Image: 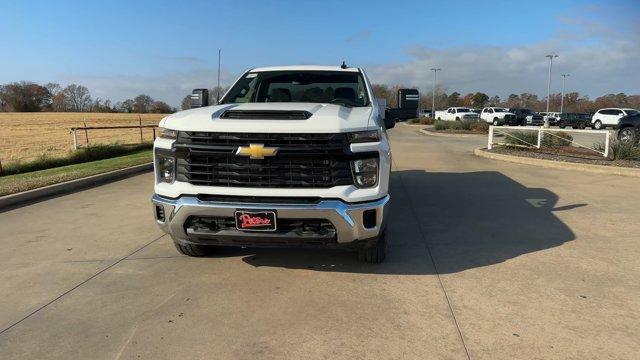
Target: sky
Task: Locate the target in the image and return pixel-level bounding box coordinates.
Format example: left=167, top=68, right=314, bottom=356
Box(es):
left=1, top=0, right=638, bottom=107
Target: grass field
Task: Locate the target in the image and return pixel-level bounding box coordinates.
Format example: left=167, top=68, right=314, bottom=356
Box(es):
left=0, top=149, right=152, bottom=196
left=0, top=112, right=166, bottom=164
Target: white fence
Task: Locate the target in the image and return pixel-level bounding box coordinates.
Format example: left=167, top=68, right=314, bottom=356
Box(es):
left=487, top=126, right=612, bottom=158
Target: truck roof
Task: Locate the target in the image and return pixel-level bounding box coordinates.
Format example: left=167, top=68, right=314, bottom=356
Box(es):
left=250, top=65, right=361, bottom=73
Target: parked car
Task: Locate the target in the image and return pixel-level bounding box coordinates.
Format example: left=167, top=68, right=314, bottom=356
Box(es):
left=617, top=114, right=640, bottom=144
left=152, top=65, right=393, bottom=263
left=557, top=113, right=591, bottom=129
left=508, top=108, right=543, bottom=126
left=591, top=108, right=639, bottom=130
left=435, top=107, right=480, bottom=121
left=480, top=107, right=518, bottom=125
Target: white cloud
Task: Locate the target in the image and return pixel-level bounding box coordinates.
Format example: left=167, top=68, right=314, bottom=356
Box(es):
left=365, top=13, right=640, bottom=99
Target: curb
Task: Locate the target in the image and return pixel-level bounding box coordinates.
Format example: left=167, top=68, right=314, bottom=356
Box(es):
left=0, top=162, right=153, bottom=210
left=419, top=128, right=484, bottom=138
left=474, top=148, right=640, bottom=178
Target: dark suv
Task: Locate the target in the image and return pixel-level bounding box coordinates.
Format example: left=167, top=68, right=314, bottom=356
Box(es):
left=618, top=114, right=640, bottom=144
left=557, top=113, right=591, bottom=129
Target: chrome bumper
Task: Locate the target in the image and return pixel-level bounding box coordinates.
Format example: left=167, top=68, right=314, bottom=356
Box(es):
left=151, top=194, right=389, bottom=244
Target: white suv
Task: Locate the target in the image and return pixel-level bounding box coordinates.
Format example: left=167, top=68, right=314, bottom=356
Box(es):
left=591, top=108, right=639, bottom=130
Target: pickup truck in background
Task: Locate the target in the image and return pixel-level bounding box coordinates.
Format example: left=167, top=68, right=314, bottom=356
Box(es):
left=480, top=107, right=518, bottom=125
left=152, top=65, right=393, bottom=263
left=435, top=107, right=480, bottom=121
left=508, top=108, right=544, bottom=126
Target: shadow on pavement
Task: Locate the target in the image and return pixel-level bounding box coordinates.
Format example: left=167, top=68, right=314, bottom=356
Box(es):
left=234, top=170, right=578, bottom=274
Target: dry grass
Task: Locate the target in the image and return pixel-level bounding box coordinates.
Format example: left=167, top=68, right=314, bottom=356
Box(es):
left=0, top=112, right=166, bottom=163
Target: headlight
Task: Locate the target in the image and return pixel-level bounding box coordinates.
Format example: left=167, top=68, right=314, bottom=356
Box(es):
left=348, top=130, right=380, bottom=143
left=156, top=153, right=175, bottom=183
left=351, top=158, right=378, bottom=188
left=158, top=127, right=178, bottom=140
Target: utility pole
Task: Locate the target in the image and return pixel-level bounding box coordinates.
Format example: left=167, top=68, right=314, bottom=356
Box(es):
left=560, top=74, right=570, bottom=114
left=217, top=49, right=221, bottom=104
left=430, top=68, right=441, bottom=118
left=545, top=54, right=558, bottom=128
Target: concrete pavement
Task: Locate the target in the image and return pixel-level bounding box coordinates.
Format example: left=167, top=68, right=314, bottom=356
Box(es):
left=0, top=124, right=638, bottom=359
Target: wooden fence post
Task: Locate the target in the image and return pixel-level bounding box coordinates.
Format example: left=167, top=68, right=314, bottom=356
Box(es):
left=139, top=116, right=143, bottom=143
left=72, top=129, right=78, bottom=150
left=83, top=121, right=89, bottom=145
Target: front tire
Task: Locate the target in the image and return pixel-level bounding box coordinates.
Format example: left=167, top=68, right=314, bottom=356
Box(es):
left=618, top=127, right=638, bottom=144
left=493, top=118, right=499, bottom=126
left=358, top=228, right=387, bottom=264
left=174, top=241, right=211, bottom=257
left=593, top=120, right=603, bottom=130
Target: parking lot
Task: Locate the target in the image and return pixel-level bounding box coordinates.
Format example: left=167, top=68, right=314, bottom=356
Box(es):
left=1, top=124, right=638, bottom=359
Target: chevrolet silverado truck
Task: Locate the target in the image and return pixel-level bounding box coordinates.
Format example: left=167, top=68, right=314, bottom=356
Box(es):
left=435, top=107, right=480, bottom=121
left=152, top=65, right=394, bottom=263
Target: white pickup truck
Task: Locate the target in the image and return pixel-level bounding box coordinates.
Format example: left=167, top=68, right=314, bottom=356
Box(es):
left=435, top=107, right=480, bottom=121
left=152, top=65, right=393, bottom=263
left=480, top=107, right=518, bottom=126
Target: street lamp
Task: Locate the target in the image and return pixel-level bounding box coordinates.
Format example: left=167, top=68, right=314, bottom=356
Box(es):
left=430, top=68, right=441, bottom=118
left=545, top=54, right=558, bottom=127
left=560, top=74, right=570, bottom=114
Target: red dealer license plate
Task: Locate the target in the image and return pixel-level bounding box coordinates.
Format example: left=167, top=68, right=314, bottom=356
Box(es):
left=235, top=210, right=277, bottom=232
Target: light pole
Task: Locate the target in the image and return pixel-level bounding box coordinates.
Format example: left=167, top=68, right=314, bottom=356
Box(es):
left=216, top=49, right=222, bottom=103
left=545, top=54, right=558, bottom=127
left=560, top=74, right=569, bottom=113
left=430, top=68, right=441, bottom=118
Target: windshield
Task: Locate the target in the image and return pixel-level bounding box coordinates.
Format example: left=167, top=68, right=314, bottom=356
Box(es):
left=494, top=108, right=507, bottom=112
left=221, top=70, right=370, bottom=107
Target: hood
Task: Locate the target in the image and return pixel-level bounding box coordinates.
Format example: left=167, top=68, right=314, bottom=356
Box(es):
left=160, top=102, right=374, bottom=133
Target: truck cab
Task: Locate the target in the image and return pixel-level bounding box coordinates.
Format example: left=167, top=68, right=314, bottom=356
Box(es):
left=151, top=65, right=393, bottom=263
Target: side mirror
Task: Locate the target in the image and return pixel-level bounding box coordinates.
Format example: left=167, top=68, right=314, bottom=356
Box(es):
left=384, top=116, right=396, bottom=129
left=190, top=88, right=209, bottom=108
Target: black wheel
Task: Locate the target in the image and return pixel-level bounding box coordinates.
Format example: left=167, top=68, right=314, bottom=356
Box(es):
left=593, top=120, right=603, bottom=130
left=618, top=127, right=637, bottom=144
left=455, top=117, right=460, bottom=121
left=559, top=122, right=566, bottom=129
left=493, top=118, right=499, bottom=126
left=578, top=122, right=586, bottom=129
left=358, top=228, right=387, bottom=264
left=174, top=241, right=211, bottom=257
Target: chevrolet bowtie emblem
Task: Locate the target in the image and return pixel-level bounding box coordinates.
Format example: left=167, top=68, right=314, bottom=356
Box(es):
left=235, top=144, right=278, bottom=159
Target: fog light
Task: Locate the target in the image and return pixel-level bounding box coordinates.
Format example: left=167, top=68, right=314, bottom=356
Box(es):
left=156, top=154, right=175, bottom=183
left=351, top=158, right=378, bottom=188
left=155, top=204, right=166, bottom=222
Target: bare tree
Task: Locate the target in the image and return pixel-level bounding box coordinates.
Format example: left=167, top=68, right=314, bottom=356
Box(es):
left=63, top=84, right=92, bottom=112
left=181, top=95, right=191, bottom=110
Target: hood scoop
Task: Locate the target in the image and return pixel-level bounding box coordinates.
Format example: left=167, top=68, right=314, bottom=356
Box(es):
left=220, top=110, right=312, bottom=120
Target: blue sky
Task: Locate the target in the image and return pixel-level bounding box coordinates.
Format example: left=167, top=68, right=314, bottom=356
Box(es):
left=1, top=0, right=638, bottom=106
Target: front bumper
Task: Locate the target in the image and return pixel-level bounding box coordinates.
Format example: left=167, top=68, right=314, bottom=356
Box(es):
left=151, top=194, right=389, bottom=248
